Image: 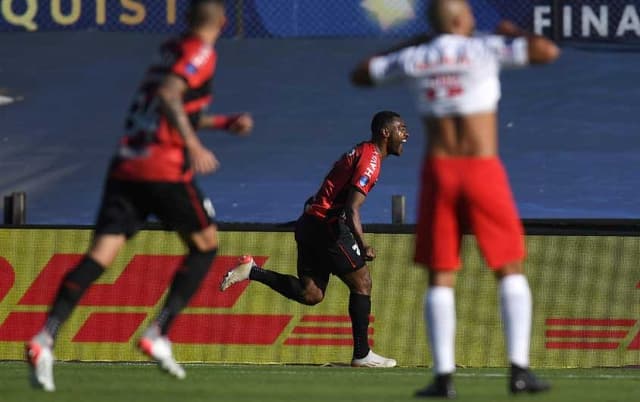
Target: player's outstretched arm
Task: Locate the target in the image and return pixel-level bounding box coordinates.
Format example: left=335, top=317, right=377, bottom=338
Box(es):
left=351, top=34, right=432, bottom=87
left=345, top=188, right=376, bottom=261
left=496, top=20, right=560, bottom=64
left=157, top=74, right=219, bottom=174
left=198, top=113, right=254, bottom=136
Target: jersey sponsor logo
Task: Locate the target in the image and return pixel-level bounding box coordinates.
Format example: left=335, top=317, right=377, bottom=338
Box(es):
left=189, top=46, right=212, bottom=69
left=360, top=151, right=379, bottom=188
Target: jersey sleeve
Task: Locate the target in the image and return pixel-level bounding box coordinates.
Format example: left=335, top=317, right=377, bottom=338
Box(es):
left=171, top=44, right=216, bottom=88
left=368, top=47, right=416, bottom=85
left=350, top=147, right=381, bottom=195
left=484, top=35, right=529, bottom=68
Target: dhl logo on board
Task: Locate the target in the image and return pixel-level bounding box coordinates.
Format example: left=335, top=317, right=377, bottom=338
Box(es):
left=0, top=254, right=374, bottom=347
left=2, top=228, right=640, bottom=367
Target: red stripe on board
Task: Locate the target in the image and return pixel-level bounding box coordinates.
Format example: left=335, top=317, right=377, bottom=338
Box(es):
left=0, top=312, right=46, bottom=341
left=292, top=326, right=373, bottom=335
left=546, top=318, right=636, bottom=327
left=546, top=342, right=620, bottom=350
left=73, top=313, right=147, bottom=342
left=546, top=330, right=628, bottom=339
left=301, top=315, right=375, bottom=323
left=0, top=257, right=15, bottom=305
left=19, top=255, right=264, bottom=309
left=169, top=314, right=291, bottom=345
left=284, top=338, right=374, bottom=346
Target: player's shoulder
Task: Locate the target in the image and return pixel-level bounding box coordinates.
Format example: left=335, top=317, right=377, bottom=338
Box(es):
left=174, top=35, right=216, bottom=64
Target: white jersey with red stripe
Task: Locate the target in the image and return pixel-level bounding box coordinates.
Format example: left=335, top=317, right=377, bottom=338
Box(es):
left=368, top=34, right=529, bottom=117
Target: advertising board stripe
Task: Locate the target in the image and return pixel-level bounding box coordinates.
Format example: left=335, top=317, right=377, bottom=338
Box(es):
left=546, top=342, right=620, bottom=350
left=0, top=312, right=46, bottom=341
left=73, top=313, right=148, bottom=342
left=169, top=314, right=292, bottom=345
left=545, top=330, right=629, bottom=339
left=546, top=318, right=636, bottom=327
left=292, top=327, right=374, bottom=335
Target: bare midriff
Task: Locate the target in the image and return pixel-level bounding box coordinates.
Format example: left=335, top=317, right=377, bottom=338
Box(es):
left=424, top=112, right=498, bottom=158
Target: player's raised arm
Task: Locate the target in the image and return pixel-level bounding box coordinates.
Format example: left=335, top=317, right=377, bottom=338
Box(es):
left=157, top=74, right=219, bottom=174
left=351, top=35, right=432, bottom=87
left=198, top=112, right=254, bottom=136
left=345, top=188, right=375, bottom=261
left=496, top=20, right=560, bottom=65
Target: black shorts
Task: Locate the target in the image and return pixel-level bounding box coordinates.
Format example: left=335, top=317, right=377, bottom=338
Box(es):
left=294, top=213, right=366, bottom=290
left=95, top=179, right=215, bottom=238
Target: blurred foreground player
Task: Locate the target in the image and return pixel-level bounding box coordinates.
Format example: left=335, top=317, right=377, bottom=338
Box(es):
left=221, top=111, right=408, bottom=367
left=26, top=0, right=253, bottom=391
left=352, top=0, right=559, bottom=397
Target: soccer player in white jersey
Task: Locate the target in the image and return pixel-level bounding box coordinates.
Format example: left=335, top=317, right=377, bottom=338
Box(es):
left=351, top=0, right=559, bottom=398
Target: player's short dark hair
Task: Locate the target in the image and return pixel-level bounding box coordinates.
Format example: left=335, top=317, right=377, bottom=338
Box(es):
left=371, top=111, right=401, bottom=137
left=188, top=0, right=224, bottom=28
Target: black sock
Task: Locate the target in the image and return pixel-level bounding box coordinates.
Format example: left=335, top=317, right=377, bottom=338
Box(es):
left=349, top=293, right=371, bottom=359
left=156, top=248, right=217, bottom=335
left=249, top=266, right=307, bottom=304
left=46, top=256, right=105, bottom=339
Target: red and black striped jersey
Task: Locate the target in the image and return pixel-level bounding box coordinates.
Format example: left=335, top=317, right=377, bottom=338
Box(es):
left=110, top=34, right=216, bottom=182
left=305, top=142, right=382, bottom=219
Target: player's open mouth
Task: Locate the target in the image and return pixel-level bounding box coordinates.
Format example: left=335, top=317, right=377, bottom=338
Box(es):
left=401, top=139, right=407, bottom=143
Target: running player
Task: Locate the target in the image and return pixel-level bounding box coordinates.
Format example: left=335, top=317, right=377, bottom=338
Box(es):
left=26, top=0, right=253, bottom=391
left=220, top=111, right=408, bottom=367
left=351, top=0, right=559, bottom=397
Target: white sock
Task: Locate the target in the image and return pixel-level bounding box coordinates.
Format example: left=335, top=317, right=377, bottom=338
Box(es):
left=499, top=274, right=532, bottom=368
left=424, top=286, right=456, bottom=374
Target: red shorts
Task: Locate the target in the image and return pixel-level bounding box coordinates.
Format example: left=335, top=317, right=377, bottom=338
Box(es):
left=414, top=157, right=525, bottom=271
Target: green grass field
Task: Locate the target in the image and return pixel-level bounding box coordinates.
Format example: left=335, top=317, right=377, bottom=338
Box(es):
left=1, top=362, right=639, bottom=402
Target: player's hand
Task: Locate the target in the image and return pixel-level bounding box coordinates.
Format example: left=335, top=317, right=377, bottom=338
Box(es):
left=496, top=20, right=524, bottom=37
left=364, top=246, right=376, bottom=261
left=189, top=143, right=219, bottom=174
left=229, top=113, right=254, bottom=136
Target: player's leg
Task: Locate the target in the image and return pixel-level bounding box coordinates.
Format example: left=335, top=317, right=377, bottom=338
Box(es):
left=27, top=179, right=141, bottom=391
left=138, top=181, right=218, bottom=379
left=414, top=158, right=459, bottom=398
left=221, top=214, right=329, bottom=305
left=323, top=218, right=394, bottom=367
left=465, top=158, right=549, bottom=394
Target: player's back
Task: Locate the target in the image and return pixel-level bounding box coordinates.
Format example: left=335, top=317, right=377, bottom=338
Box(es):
left=111, top=34, right=217, bottom=182
left=369, top=34, right=528, bottom=157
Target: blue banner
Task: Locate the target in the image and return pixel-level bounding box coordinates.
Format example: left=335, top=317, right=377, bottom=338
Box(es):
left=0, top=0, right=639, bottom=43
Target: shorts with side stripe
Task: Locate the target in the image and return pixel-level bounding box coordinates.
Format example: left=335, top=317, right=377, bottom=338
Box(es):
left=294, top=213, right=366, bottom=291
left=95, top=179, right=215, bottom=238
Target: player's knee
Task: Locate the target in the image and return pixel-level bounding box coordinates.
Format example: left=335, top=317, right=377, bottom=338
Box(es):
left=302, top=288, right=324, bottom=305
left=188, top=225, right=219, bottom=252
left=351, top=270, right=372, bottom=295
left=494, top=261, right=524, bottom=279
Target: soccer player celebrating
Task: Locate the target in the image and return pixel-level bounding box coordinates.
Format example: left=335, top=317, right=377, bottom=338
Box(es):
left=26, top=0, right=253, bottom=391
left=351, top=0, right=559, bottom=398
left=221, top=111, right=408, bottom=368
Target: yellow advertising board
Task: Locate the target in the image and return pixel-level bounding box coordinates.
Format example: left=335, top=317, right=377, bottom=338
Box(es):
left=0, top=228, right=639, bottom=367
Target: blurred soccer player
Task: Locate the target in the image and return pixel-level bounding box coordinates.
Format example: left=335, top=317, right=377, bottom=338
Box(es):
left=26, top=0, right=253, bottom=391
left=352, top=0, right=559, bottom=398
left=221, top=111, right=408, bottom=368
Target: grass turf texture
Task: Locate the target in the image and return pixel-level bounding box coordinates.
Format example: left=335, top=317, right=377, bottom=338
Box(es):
left=1, top=363, right=639, bottom=402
